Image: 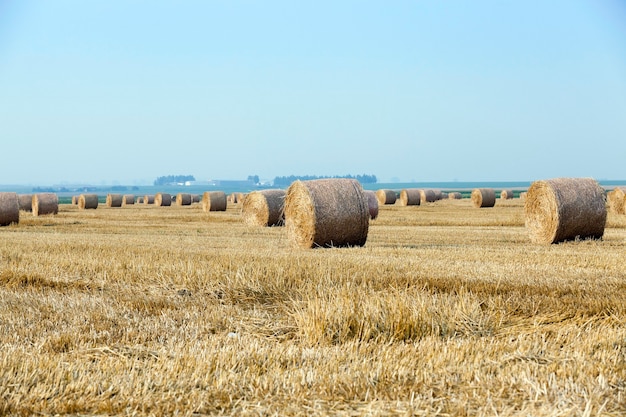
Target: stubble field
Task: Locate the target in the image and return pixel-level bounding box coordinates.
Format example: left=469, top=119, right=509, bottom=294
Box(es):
left=1, top=197, right=625, bottom=416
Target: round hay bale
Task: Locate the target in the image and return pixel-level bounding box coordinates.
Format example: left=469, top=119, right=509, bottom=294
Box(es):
left=32, top=193, right=58, bottom=216
left=419, top=189, right=437, bottom=203
left=136, top=196, right=144, bottom=204
left=284, top=178, right=369, bottom=248
left=122, top=194, right=135, bottom=206
left=375, top=189, right=396, bottom=205
left=71, top=195, right=79, bottom=205
left=154, top=193, right=172, bottom=207
left=500, top=189, right=514, bottom=199
left=18, top=194, right=33, bottom=212
left=363, top=190, right=379, bottom=220
left=143, top=195, right=155, bottom=205
left=448, top=192, right=462, bottom=200
left=519, top=191, right=528, bottom=201
left=202, top=191, right=227, bottom=212
left=471, top=188, right=496, bottom=208
left=399, top=189, right=421, bottom=206
left=176, top=193, right=192, bottom=206
left=607, top=187, right=626, bottom=215
left=241, top=189, right=286, bottom=227
left=106, top=194, right=123, bottom=208
left=78, top=194, right=98, bottom=210
left=524, top=177, right=607, bottom=244
left=433, top=190, right=444, bottom=200
left=0, top=192, right=19, bottom=226
left=192, top=194, right=201, bottom=203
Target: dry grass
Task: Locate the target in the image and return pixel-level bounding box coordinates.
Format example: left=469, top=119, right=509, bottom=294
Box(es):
left=0, top=198, right=625, bottom=415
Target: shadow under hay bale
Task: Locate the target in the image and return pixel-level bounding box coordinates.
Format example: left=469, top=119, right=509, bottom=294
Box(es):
left=284, top=178, right=369, bottom=249
left=32, top=193, right=58, bottom=216
left=399, top=189, right=421, bottom=206
left=154, top=193, right=172, bottom=207
left=0, top=192, right=19, bottom=226
left=524, top=177, right=607, bottom=244
left=363, top=190, right=379, bottom=220
left=202, top=191, right=227, bottom=212
left=471, top=188, right=496, bottom=208
left=106, top=194, right=123, bottom=208
left=78, top=194, right=98, bottom=210
left=241, top=189, right=286, bottom=227
left=18, top=194, right=32, bottom=212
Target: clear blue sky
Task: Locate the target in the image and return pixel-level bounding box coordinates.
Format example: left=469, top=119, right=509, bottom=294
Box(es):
left=1, top=1, right=625, bottom=185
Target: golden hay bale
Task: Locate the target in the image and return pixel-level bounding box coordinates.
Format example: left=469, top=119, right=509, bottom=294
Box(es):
left=500, top=189, right=514, bottom=199
left=176, top=193, right=192, bottom=206
left=137, top=196, right=144, bottom=204
left=18, top=194, right=32, bottom=212
left=143, top=195, right=155, bottom=205
left=32, top=193, right=58, bottom=216
left=448, top=192, right=462, bottom=200
left=284, top=178, right=369, bottom=248
left=122, top=194, right=135, bottom=206
left=399, top=189, right=421, bottom=206
left=363, top=190, right=379, bottom=220
left=202, top=191, right=227, bottom=212
left=154, top=193, right=172, bottom=207
left=78, top=194, right=98, bottom=210
left=419, top=189, right=437, bottom=203
left=0, top=192, right=19, bottom=226
left=106, top=194, right=123, bottom=208
left=241, top=189, right=286, bottom=227
left=524, top=177, right=607, bottom=244
left=71, top=195, right=79, bottom=205
left=375, top=189, right=396, bottom=205
left=607, top=187, right=626, bottom=215
left=471, top=188, right=496, bottom=208
left=519, top=191, right=528, bottom=201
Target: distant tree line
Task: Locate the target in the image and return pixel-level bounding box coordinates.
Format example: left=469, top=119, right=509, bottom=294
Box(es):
left=153, top=175, right=195, bottom=186
left=272, top=174, right=377, bottom=188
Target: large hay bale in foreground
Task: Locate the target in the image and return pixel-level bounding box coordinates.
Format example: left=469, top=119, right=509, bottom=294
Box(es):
left=202, top=191, right=227, bottom=212
left=399, top=189, right=421, bottom=206
left=0, top=192, right=19, bottom=226
left=143, top=195, right=155, bottom=205
left=78, top=194, right=98, bottom=210
left=375, top=189, right=396, bottom=205
left=176, top=193, right=192, bottom=206
left=18, top=194, right=32, bottom=212
left=607, top=187, right=626, bottom=215
left=524, top=177, right=606, bottom=244
left=284, top=178, right=369, bottom=248
left=106, top=194, right=123, bottom=208
left=32, top=193, right=58, bottom=216
left=471, top=188, right=496, bottom=208
left=241, top=189, right=286, bottom=227
left=363, top=190, right=379, bottom=220
left=154, top=193, right=172, bottom=207
left=122, top=195, right=135, bottom=206
left=448, top=192, right=462, bottom=200
left=500, top=190, right=514, bottom=199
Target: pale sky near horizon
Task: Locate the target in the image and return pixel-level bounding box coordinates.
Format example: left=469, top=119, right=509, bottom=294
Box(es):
left=1, top=1, right=626, bottom=185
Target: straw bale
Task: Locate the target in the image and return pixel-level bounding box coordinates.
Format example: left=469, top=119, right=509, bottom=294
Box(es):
left=471, top=188, right=496, bottom=208
left=241, top=189, right=286, bottom=227
left=284, top=178, right=369, bottom=248
left=433, top=190, right=444, bottom=200
left=375, top=189, right=396, bottom=205
left=78, top=194, right=98, bottom=210
left=0, top=192, right=19, bottom=226
left=500, top=190, right=514, bottom=199
left=143, top=195, right=155, bottom=205
left=18, top=194, right=32, bottom=212
left=192, top=194, right=201, bottom=203
left=202, top=191, right=227, bottom=212
left=363, top=190, right=379, bottom=220
left=524, top=177, right=606, bottom=244
left=32, top=193, right=58, bottom=216
left=176, top=193, right=192, bottom=206
left=137, top=196, right=144, bottom=204
left=122, top=195, right=135, bottom=206
left=448, top=192, right=462, bottom=200
left=154, top=193, right=172, bottom=207
left=106, top=194, right=123, bottom=208
left=419, top=189, right=437, bottom=203
left=71, top=195, right=79, bottom=205
left=607, top=187, right=626, bottom=215
left=520, top=191, right=528, bottom=201
left=399, top=189, right=421, bottom=206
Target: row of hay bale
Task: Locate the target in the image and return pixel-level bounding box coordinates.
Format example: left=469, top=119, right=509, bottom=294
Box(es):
left=71, top=191, right=228, bottom=212
left=0, top=192, right=59, bottom=225
left=375, top=188, right=520, bottom=208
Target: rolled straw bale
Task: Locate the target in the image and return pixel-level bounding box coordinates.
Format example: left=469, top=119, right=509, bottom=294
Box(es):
left=607, top=187, right=626, bottom=215
left=399, top=189, right=421, bottom=206
left=241, top=189, right=286, bottom=227
left=0, top=192, right=19, bottom=226
left=176, top=193, right=192, bottom=206
left=524, top=177, right=606, bottom=244
left=122, top=194, right=135, bottom=206
left=448, top=192, right=462, bottom=200
left=419, top=189, right=437, bottom=203
left=78, top=194, right=98, bottom=210
left=363, top=190, right=379, bottom=220
left=154, top=193, right=172, bottom=207
left=375, top=189, right=396, bottom=205
left=192, top=194, right=201, bottom=203
left=143, top=195, right=155, bottom=205
left=471, top=188, right=496, bottom=208
left=32, top=193, right=58, bottom=216
left=433, top=190, right=444, bottom=200
left=137, top=196, right=144, bottom=204
left=71, top=195, right=79, bottom=205
left=284, top=178, right=369, bottom=248
left=18, top=194, right=32, bottom=212
left=106, top=194, right=123, bottom=208
left=500, top=189, right=514, bottom=199
left=237, top=193, right=246, bottom=204
left=519, top=191, right=528, bottom=201
left=202, top=191, right=227, bottom=212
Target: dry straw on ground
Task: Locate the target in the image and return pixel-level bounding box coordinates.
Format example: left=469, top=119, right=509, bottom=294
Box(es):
left=284, top=178, right=369, bottom=248
left=122, top=195, right=135, bottom=206
left=399, top=189, right=421, bottom=206
left=375, top=189, right=396, bottom=205
left=500, top=190, right=514, bottom=199
left=32, top=193, right=58, bottom=216
left=78, top=194, right=98, bottom=210
left=17, top=194, right=32, bottom=212
left=241, top=189, right=286, bottom=227
left=524, top=177, right=607, bottom=244
left=363, top=190, right=379, bottom=220
left=607, top=187, right=626, bottom=215
left=448, top=192, right=462, bottom=200
left=154, top=193, right=172, bottom=207
left=106, top=194, right=123, bottom=208
left=143, top=195, right=155, bottom=205
left=202, top=191, right=227, bottom=212
left=176, top=193, right=192, bottom=206
left=0, top=192, right=19, bottom=226
left=471, top=188, right=496, bottom=208
left=419, top=189, right=437, bottom=203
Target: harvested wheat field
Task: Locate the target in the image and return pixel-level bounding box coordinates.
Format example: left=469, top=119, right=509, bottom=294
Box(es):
left=0, top=198, right=625, bottom=416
